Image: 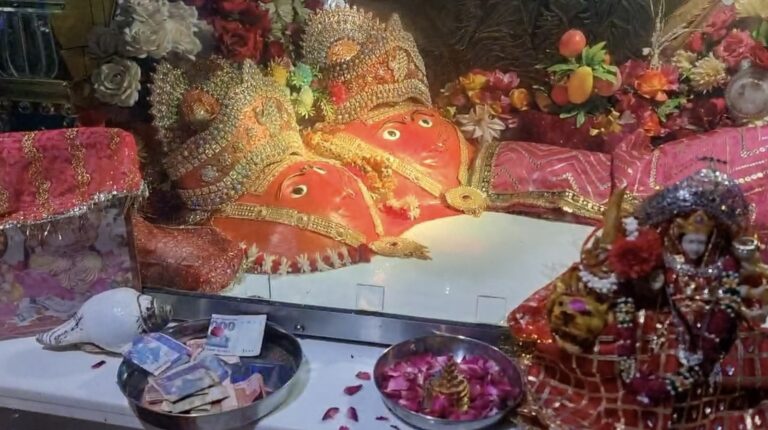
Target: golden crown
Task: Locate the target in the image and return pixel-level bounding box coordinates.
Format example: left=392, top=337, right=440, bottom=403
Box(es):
left=302, top=7, right=432, bottom=123
left=150, top=59, right=305, bottom=211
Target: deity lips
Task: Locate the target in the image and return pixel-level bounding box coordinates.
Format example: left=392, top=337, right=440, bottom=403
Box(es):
left=210, top=158, right=381, bottom=274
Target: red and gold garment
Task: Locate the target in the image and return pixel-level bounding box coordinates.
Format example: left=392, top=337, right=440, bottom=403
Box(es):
left=508, top=167, right=768, bottom=430
left=0, top=128, right=142, bottom=226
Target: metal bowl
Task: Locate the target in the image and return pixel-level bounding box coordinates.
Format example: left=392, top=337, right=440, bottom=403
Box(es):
left=117, top=319, right=303, bottom=430
left=373, top=334, right=524, bottom=430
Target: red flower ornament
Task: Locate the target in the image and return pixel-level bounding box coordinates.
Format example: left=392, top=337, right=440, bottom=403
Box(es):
left=328, top=81, right=348, bottom=105
left=714, top=30, right=756, bottom=69
left=751, top=44, right=768, bottom=69
left=608, top=228, right=663, bottom=279
left=703, top=5, right=736, bottom=41
left=214, top=19, right=264, bottom=62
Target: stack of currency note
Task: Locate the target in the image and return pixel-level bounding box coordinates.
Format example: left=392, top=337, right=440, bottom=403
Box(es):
left=124, top=315, right=280, bottom=415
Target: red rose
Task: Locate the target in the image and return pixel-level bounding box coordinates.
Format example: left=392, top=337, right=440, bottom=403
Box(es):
left=687, top=31, right=705, bottom=53
left=328, top=81, right=348, bottom=105
left=265, top=40, right=286, bottom=62
left=608, top=228, right=663, bottom=279
left=216, top=0, right=248, bottom=14
left=751, top=44, right=768, bottom=69
left=703, top=5, right=736, bottom=41
left=714, top=30, right=756, bottom=68
left=686, top=96, right=727, bottom=131
left=214, top=19, right=264, bottom=62
left=240, top=2, right=271, bottom=32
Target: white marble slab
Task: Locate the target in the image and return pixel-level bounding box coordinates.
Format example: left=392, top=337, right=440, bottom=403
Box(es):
left=0, top=336, right=520, bottom=429
left=227, top=213, right=593, bottom=324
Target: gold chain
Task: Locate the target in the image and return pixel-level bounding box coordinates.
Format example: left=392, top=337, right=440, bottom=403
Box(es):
left=218, top=202, right=368, bottom=248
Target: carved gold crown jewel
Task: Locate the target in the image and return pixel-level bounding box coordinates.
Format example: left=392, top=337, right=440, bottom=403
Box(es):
left=150, top=58, right=305, bottom=211
left=302, top=6, right=432, bottom=123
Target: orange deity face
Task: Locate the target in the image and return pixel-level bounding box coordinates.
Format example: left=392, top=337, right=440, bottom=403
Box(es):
left=342, top=105, right=471, bottom=187
left=313, top=105, right=475, bottom=236
left=211, top=158, right=381, bottom=274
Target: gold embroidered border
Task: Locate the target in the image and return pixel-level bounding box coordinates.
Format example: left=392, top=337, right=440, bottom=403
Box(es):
left=470, top=140, right=604, bottom=220
left=0, top=185, right=8, bottom=215
left=21, top=132, right=53, bottom=215
left=218, top=203, right=367, bottom=248
left=65, top=128, right=91, bottom=201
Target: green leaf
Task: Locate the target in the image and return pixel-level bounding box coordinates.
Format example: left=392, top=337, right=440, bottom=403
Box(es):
left=559, top=110, right=579, bottom=119
left=274, top=0, right=294, bottom=23
left=593, top=69, right=617, bottom=83
left=655, top=97, right=686, bottom=122
left=575, top=110, right=586, bottom=127
left=547, top=63, right=579, bottom=73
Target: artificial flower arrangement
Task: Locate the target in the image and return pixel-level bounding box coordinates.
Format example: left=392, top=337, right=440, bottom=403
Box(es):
left=79, top=0, right=322, bottom=114
left=435, top=70, right=527, bottom=145
left=437, top=0, right=768, bottom=147
left=267, top=59, right=335, bottom=125
left=86, top=0, right=208, bottom=108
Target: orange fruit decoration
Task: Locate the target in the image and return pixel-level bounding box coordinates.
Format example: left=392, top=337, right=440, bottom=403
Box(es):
left=558, top=29, right=587, bottom=58
left=550, top=84, right=570, bottom=106
left=567, top=66, right=594, bottom=104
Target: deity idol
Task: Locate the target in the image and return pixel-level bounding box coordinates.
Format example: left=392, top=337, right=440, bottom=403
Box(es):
left=302, top=7, right=487, bottom=237
left=145, top=58, right=429, bottom=280
left=508, top=167, right=768, bottom=429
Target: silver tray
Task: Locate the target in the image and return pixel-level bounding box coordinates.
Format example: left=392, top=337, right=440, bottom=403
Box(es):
left=117, top=319, right=303, bottom=430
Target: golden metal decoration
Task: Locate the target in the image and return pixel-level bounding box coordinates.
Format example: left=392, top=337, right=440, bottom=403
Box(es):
left=424, top=358, right=470, bottom=412
left=444, top=186, right=487, bottom=217
left=369, top=237, right=431, bottom=260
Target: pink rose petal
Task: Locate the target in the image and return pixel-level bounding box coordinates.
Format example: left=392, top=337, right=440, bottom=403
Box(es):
left=322, top=407, right=340, bottom=421
left=343, top=384, right=363, bottom=396
left=355, top=371, right=371, bottom=381
left=375, top=416, right=390, bottom=421
left=346, top=406, right=358, bottom=422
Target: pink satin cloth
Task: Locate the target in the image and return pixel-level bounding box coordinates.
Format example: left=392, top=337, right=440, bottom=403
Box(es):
left=0, top=128, right=143, bottom=227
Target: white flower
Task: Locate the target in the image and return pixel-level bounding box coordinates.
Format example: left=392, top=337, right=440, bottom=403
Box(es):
left=121, top=0, right=169, bottom=24
left=165, top=1, right=204, bottom=58
left=324, top=0, right=348, bottom=8
left=167, top=0, right=198, bottom=22
left=454, top=104, right=506, bottom=146
left=87, top=25, right=123, bottom=59
left=123, top=20, right=171, bottom=59
left=91, top=58, right=142, bottom=107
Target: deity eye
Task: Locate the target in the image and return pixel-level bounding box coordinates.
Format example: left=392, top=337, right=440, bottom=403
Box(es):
left=382, top=128, right=401, bottom=140
left=312, top=166, right=327, bottom=174
left=290, top=185, right=308, bottom=198
left=418, top=118, right=433, bottom=128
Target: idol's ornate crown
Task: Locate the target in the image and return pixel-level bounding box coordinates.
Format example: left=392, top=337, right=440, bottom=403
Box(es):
left=150, top=59, right=304, bottom=211
left=302, top=7, right=431, bottom=123
left=636, top=168, right=750, bottom=236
